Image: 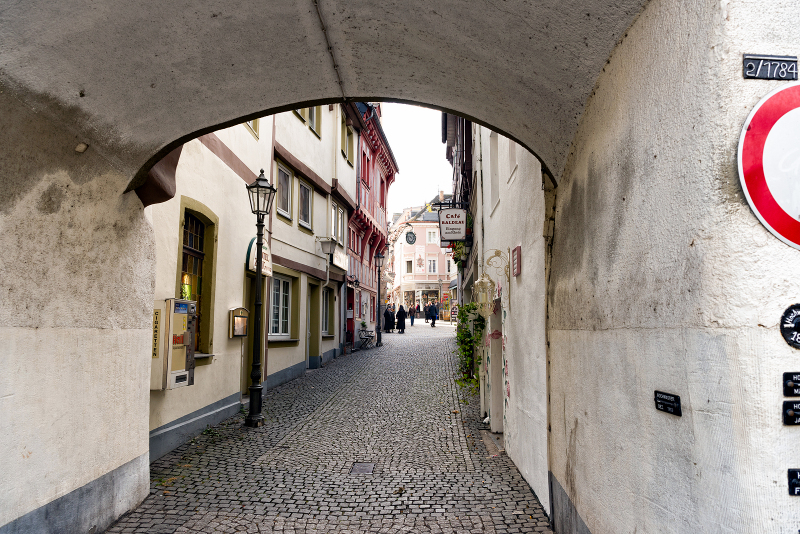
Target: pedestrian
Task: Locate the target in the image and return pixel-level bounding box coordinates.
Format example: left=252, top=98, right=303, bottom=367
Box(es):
left=396, top=305, right=407, bottom=333
left=383, top=306, right=393, bottom=333
left=424, top=302, right=430, bottom=323
left=430, top=300, right=437, bottom=327
left=389, top=306, right=396, bottom=332
left=409, top=304, right=416, bottom=326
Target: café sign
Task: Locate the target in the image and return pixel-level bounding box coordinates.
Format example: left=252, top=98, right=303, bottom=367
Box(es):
left=246, top=237, right=272, bottom=276
left=438, top=208, right=467, bottom=241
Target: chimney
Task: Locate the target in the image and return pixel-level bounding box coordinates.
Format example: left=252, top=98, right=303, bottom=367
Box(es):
left=439, top=190, right=444, bottom=202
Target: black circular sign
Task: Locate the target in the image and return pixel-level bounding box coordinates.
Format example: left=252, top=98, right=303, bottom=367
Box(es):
left=780, top=304, right=800, bottom=348
left=406, top=231, right=417, bottom=244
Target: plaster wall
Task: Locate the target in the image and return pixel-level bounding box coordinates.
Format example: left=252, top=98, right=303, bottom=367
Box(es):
left=146, top=122, right=270, bottom=431
left=0, top=91, right=152, bottom=527
left=548, top=0, right=800, bottom=531
left=474, top=127, right=550, bottom=512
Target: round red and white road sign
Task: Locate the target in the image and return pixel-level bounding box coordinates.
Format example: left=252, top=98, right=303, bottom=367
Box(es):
left=739, top=83, right=800, bottom=249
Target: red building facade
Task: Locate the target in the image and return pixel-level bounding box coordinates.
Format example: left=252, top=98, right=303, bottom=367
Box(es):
left=346, top=103, right=399, bottom=342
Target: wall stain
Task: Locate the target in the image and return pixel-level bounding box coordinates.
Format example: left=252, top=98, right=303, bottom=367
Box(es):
left=35, top=183, right=64, bottom=214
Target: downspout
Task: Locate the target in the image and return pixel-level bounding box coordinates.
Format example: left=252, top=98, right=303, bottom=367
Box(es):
left=264, top=114, right=276, bottom=390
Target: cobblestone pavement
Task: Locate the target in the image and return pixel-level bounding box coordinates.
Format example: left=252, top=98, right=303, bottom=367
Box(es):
left=107, top=324, right=552, bottom=533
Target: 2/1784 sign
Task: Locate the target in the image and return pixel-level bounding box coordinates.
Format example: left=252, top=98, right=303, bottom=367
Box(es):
left=739, top=83, right=800, bottom=249
left=438, top=208, right=467, bottom=241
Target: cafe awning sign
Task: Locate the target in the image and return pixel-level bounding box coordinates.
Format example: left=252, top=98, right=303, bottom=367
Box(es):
left=246, top=237, right=272, bottom=276
left=438, top=208, right=467, bottom=241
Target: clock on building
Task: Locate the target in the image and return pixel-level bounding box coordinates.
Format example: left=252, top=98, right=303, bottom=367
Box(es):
left=406, top=231, right=417, bottom=244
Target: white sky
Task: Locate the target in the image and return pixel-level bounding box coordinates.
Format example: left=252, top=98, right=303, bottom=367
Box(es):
left=380, top=103, right=454, bottom=217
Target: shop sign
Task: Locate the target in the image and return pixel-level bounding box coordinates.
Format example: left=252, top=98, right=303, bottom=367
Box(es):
left=438, top=208, right=467, bottom=241
left=333, top=248, right=348, bottom=270
left=738, top=83, right=800, bottom=249
left=246, top=237, right=272, bottom=276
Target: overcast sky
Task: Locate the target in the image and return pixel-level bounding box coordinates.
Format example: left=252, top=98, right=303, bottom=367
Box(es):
left=380, top=103, right=454, bottom=216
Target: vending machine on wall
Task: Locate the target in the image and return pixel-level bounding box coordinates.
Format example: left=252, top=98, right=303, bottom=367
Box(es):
left=151, top=299, right=197, bottom=390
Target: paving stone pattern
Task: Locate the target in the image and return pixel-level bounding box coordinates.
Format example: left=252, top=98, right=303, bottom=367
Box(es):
left=107, top=325, right=552, bottom=533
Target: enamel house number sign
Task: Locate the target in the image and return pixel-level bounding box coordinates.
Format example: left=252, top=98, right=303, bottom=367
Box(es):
left=739, top=83, right=800, bottom=249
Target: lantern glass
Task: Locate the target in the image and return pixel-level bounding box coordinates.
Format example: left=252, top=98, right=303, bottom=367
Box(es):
left=247, top=169, right=277, bottom=215
left=374, top=252, right=385, bottom=269
left=473, top=272, right=495, bottom=318
left=320, top=238, right=336, bottom=255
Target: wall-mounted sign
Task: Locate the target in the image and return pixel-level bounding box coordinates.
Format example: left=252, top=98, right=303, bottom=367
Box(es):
left=738, top=84, right=800, bottom=249
left=788, top=469, right=800, bottom=496
left=438, top=208, right=467, bottom=241
left=333, top=248, right=348, bottom=270
left=784, top=373, right=800, bottom=397
left=406, top=231, right=417, bottom=244
left=654, top=391, right=682, bottom=416
left=246, top=237, right=272, bottom=276
left=512, top=246, right=521, bottom=276
left=743, top=54, right=798, bottom=80
left=783, top=400, right=800, bottom=425
left=780, top=304, right=800, bottom=348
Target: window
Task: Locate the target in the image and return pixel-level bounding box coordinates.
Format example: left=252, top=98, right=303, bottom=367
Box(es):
left=331, top=201, right=338, bottom=241
left=427, top=230, right=438, bottom=243
left=299, top=181, right=312, bottom=229
left=447, top=259, right=451, bottom=274
left=322, top=288, right=331, bottom=334
left=406, top=260, right=413, bottom=273
left=271, top=276, right=291, bottom=337
left=371, top=296, right=375, bottom=322
left=277, top=165, right=291, bottom=218
left=244, top=119, right=259, bottom=139
left=341, top=116, right=354, bottom=163
left=428, top=259, right=437, bottom=273
left=308, top=106, right=318, bottom=134
left=181, top=213, right=205, bottom=352
left=338, top=208, right=345, bottom=244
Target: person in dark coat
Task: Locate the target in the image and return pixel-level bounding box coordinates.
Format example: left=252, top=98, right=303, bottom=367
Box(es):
left=408, top=304, right=416, bottom=326
left=383, top=306, right=393, bottom=333
left=424, top=302, right=430, bottom=323
left=396, top=305, right=407, bottom=333
left=430, top=301, right=437, bottom=327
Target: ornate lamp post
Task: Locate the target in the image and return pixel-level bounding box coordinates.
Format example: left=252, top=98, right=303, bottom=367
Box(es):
left=374, top=252, right=385, bottom=347
left=244, top=169, right=276, bottom=428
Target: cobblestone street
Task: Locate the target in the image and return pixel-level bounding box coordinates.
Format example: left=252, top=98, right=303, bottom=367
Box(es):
left=107, top=325, right=552, bottom=533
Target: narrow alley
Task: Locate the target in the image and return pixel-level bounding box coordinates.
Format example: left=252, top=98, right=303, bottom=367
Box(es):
left=107, top=326, right=551, bottom=533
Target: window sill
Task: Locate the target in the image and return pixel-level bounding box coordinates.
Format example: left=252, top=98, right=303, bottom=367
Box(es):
left=268, top=338, right=300, bottom=347
left=310, top=127, right=321, bottom=139
left=277, top=211, right=292, bottom=224
left=194, top=353, right=214, bottom=359
left=322, top=334, right=335, bottom=339
left=298, top=222, right=314, bottom=236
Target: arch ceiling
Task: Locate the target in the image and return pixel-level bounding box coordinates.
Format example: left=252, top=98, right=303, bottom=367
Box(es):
left=0, top=0, right=649, bottom=184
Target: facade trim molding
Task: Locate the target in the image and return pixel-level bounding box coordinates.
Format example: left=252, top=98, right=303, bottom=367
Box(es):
left=197, top=133, right=257, bottom=184
left=272, top=254, right=343, bottom=282
left=274, top=142, right=331, bottom=196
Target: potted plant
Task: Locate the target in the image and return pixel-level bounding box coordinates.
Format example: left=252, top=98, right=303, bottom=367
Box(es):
left=360, top=320, right=367, bottom=330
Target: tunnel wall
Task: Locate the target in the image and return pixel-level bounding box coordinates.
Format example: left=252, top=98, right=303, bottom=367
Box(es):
left=548, top=0, right=800, bottom=532
left=0, top=91, right=152, bottom=531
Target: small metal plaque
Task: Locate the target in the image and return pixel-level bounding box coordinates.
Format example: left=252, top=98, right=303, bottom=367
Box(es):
left=784, top=373, right=800, bottom=397
left=780, top=305, right=800, bottom=349
left=654, top=391, right=682, bottom=417
left=406, top=232, right=417, bottom=245
left=349, top=462, right=375, bottom=474
left=789, top=469, right=800, bottom=496
left=743, top=54, right=798, bottom=80
left=783, top=401, right=800, bottom=425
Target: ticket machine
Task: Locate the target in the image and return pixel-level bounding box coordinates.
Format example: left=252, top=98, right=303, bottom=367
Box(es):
left=151, top=298, right=197, bottom=390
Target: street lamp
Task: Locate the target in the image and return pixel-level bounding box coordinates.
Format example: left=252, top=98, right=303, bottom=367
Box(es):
left=374, top=252, right=385, bottom=347
left=244, top=169, right=277, bottom=428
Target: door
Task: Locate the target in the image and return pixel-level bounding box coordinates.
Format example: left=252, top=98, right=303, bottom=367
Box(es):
left=306, top=294, right=311, bottom=368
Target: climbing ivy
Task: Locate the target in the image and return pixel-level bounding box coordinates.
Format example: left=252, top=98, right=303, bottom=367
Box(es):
left=455, top=302, right=485, bottom=381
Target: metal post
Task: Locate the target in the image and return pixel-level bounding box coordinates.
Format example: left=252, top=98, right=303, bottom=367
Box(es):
left=245, top=213, right=265, bottom=427
left=376, top=262, right=383, bottom=347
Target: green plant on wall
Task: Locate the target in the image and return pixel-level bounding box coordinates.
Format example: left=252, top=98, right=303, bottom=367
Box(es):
left=455, top=302, right=485, bottom=382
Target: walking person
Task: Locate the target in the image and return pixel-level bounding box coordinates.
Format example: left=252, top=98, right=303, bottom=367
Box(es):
left=430, top=300, right=437, bottom=327
left=424, top=302, right=430, bottom=323
left=383, top=305, right=393, bottom=333
left=409, top=304, right=416, bottom=326
left=396, top=305, right=407, bottom=334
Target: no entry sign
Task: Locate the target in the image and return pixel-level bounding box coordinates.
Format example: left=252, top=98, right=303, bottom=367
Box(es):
left=739, top=83, right=800, bottom=249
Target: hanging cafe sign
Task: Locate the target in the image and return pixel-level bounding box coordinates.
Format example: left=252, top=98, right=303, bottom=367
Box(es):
left=438, top=208, right=468, bottom=241
left=246, top=237, right=272, bottom=276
